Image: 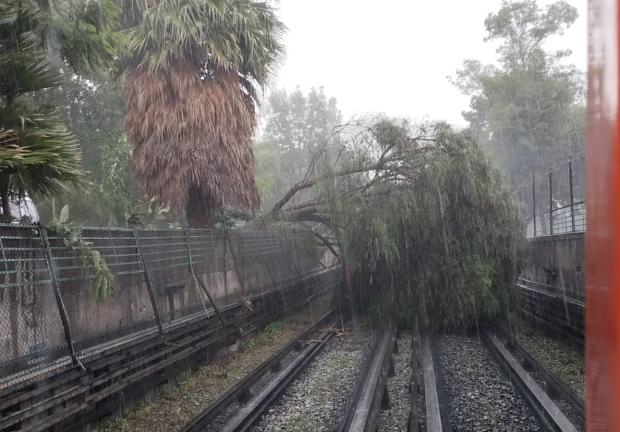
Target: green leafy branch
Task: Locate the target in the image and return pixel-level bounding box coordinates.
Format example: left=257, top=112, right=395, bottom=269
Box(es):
left=49, top=204, right=115, bottom=301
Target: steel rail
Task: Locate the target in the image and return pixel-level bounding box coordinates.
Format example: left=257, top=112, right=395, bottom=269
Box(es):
left=515, top=343, right=584, bottom=417
left=494, top=325, right=584, bottom=419
left=219, top=323, right=336, bottom=432
left=482, top=330, right=580, bottom=432
left=420, top=335, right=443, bottom=432
left=338, top=328, right=397, bottom=432
left=178, top=310, right=337, bottom=432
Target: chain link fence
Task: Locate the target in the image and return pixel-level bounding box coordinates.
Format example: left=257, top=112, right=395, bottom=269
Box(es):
left=516, top=153, right=586, bottom=237
left=0, top=225, right=331, bottom=384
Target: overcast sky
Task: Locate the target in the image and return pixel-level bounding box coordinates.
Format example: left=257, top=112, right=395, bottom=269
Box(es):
left=267, top=0, right=587, bottom=126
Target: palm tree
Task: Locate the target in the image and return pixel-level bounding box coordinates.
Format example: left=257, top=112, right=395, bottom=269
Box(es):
left=0, top=0, right=119, bottom=220
left=123, top=0, right=285, bottom=227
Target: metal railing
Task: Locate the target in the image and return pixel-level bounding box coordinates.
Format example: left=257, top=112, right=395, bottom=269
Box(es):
left=0, top=225, right=330, bottom=383
left=518, top=154, right=586, bottom=238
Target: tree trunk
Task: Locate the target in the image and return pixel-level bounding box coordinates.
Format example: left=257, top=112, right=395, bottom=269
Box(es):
left=0, top=179, right=11, bottom=219
left=186, top=204, right=212, bottom=228
left=185, top=186, right=214, bottom=228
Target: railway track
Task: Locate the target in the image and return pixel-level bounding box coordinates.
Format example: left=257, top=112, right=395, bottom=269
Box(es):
left=178, top=322, right=407, bottom=432
left=337, top=329, right=397, bottom=432
left=176, top=319, right=582, bottom=432
left=412, top=330, right=583, bottom=432
left=483, top=329, right=584, bottom=431
left=178, top=310, right=338, bottom=432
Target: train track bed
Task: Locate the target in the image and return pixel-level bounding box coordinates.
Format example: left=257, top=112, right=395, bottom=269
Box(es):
left=492, top=325, right=585, bottom=430
left=252, top=325, right=373, bottom=432
left=101, top=302, right=332, bottom=432
left=377, top=332, right=414, bottom=431
left=436, top=334, right=542, bottom=432
left=511, top=319, right=584, bottom=399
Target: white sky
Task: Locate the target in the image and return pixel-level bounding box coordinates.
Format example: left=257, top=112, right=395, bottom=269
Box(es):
left=268, top=0, right=587, bottom=126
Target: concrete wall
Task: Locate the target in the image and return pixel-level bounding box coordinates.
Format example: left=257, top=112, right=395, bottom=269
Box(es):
left=518, top=232, right=585, bottom=346
left=521, top=232, right=585, bottom=301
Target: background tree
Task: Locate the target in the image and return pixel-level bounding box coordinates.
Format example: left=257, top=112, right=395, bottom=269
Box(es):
left=123, top=0, right=285, bottom=227
left=0, top=0, right=121, bottom=221
left=35, top=76, right=143, bottom=226
left=255, top=87, right=342, bottom=209
left=453, top=0, right=585, bottom=189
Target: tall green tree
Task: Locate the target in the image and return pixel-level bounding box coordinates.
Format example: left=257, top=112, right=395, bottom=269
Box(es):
left=453, top=0, right=584, bottom=188
left=256, top=87, right=342, bottom=209
left=35, top=75, right=144, bottom=226
left=122, top=0, right=285, bottom=227
left=0, top=0, right=120, bottom=220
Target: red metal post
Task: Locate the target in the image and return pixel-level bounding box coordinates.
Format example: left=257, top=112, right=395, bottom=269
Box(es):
left=586, top=0, right=620, bottom=430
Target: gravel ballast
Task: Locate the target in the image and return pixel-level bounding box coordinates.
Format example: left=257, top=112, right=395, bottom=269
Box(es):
left=377, top=332, right=413, bottom=432
left=437, top=335, right=542, bottom=432
left=252, top=325, right=372, bottom=432
left=513, top=319, right=585, bottom=399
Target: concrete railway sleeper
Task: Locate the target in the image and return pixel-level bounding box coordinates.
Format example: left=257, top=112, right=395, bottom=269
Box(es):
left=411, top=331, right=582, bottom=432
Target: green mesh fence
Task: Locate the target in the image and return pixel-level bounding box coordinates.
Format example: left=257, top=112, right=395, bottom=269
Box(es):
left=0, top=225, right=335, bottom=385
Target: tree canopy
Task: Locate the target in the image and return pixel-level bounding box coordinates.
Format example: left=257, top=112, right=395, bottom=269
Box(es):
left=0, top=0, right=123, bottom=221
left=453, top=0, right=584, bottom=188
left=255, top=87, right=342, bottom=209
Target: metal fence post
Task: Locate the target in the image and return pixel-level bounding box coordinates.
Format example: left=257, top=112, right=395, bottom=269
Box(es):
left=39, top=227, right=81, bottom=367
left=186, top=230, right=227, bottom=327
left=532, top=172, right=537, bottom=237
left=569, top=159, right=576, bottom=232
left=133, top=230, right=164, bottom=335
left=226, top=233, right=247, bottom=327
left=186, top=229, right=209, bottom=317
left=227, top=233, right=247, bottom=298
left=549, top=171, right=554, bottom=235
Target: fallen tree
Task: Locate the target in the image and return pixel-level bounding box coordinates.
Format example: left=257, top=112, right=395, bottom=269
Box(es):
left=260, top=118, right=524, bottom=330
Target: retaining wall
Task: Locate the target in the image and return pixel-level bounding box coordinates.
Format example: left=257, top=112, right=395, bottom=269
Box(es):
left=517, top=232, right=585, bottom=345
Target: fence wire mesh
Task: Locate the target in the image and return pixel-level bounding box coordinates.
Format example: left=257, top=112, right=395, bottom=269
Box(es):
left=0, top=225, right=70, bottom=380
left=0, top=225, right=334, bottom=384
left=46, top=228, right=157, bottom=357
left=518, top=153, right=586, bottom=237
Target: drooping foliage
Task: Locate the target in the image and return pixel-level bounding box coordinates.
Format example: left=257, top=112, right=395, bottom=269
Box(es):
left=338, top=125, right=524, bottom=329
left=269, top=119, right=524, bottom=330
left=123, top=0, right=285, bottom=227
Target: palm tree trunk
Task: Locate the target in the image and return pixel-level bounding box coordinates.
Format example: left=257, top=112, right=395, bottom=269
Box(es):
left=186, top=205, right=212, bottom=228
left=0, top=178, right=11, bottom=219
left=185, top=186, right=213, bottom=228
